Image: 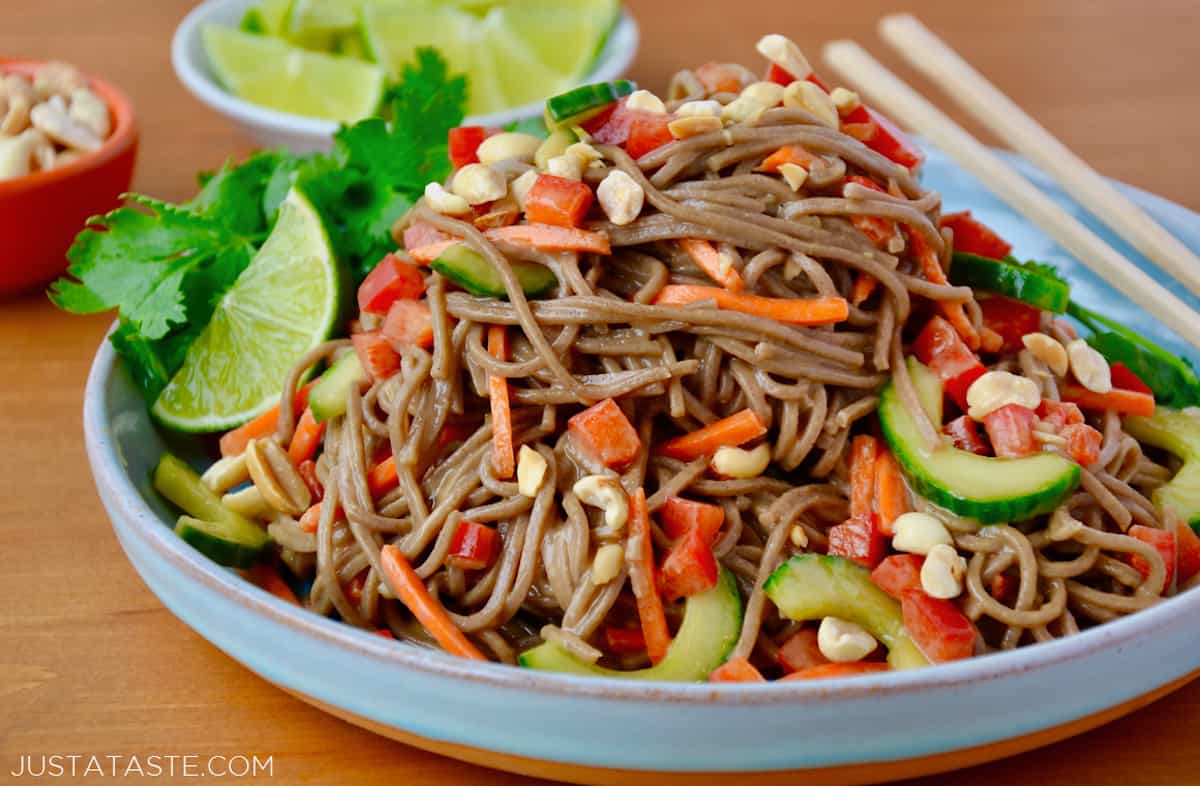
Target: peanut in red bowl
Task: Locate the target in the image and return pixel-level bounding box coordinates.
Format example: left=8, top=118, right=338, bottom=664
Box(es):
left=0, top=59, right=138, bottom=298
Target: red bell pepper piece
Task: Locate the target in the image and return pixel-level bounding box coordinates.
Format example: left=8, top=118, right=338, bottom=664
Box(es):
left=982, top=404, right=1038, bottom=458
left=625, top=111, right=676, bottom=159
left=900, top=590, right=978, bottom=662
left=567, top=398, right=642, bottom=470
left=777, top=627, right=829, bottom=673
left=871, top=554, right=925, bottom=599
left=944, top=415, right=989, bottom=455
left=828, top=517, right=886, bottom=569
left=588, top=98, right=634, bottom=145
left=912, top=315, right=986, bottom=413
left=447, top=520, right=499, bottom=571
left=604, top=627, right=646, bottom=654
left=523, top=174, right=595, bottom=228
left=979, top=296, right=1041, bottom=354
left=661, top=496, right=725, bottom=544
left=764, top=62, right=829, bottom=91
left=381, top=299, right=435, bottom=350
left=357, top=253, right=426, bottom=315
left=1110, top=362, right=1154, bottom=396
left=709, top=657, right=767, bottom=683
left=448, top=125, right=500, bottom=169
left=1061, top=423, right=1102, bottom=466
left=940, top=211, right=1013, bottom=260
left=989, top=572, right=1018, bottom=603
left=1126, top=525, right=1176, bottom=589
left=1037, top=400, right=1085, bottom=430
left=695, top=62, right=748, bottom=94
left=841, top=107, right=923, bottom=169
left=659, top=527, right=719, bottom=601
left=351, top=331, right=401, bottom=380
left=1175, top=521, right=1200, bottom=586
left=296, top=458, right=324, bottom=501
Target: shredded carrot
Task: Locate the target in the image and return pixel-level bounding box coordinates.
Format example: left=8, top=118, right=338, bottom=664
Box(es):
left=1061, top=384, right=1156, bottom=418
left=905, top=225, right=980, bottom=350
left=379, top=545, right=487, bottom=661
left=486, top=325, right=515, bottom=479
left=629, top=488, right=671, bottom=664
left=299, top=502, right=323, bottom=533
left=653, top=284, right=849, bottom=326
left=679, top=238, right=744, bottom=291
left=874, top=449, right=908, bottom=536
left=780, top=662, right=889, bottom=680
left=708, top=656, right=766, bottom=682
left=658, top=409, right=768, bottom=461
left=851, top=272, right=878, bottom=306
left=757, top=144, right=820, bottom=174
left=408, top=224, right=611, bottom=264
left=245, top=563, right=299, bottom=605
left=849, top=434, right=878, bottom=520
left=367, top=456, right=399, bottom=497
left=219, top=382, right=315, bottom=458
left=287, top=407, right=325, bottom=465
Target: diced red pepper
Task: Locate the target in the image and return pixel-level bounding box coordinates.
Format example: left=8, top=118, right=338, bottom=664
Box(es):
left=1176, top=521, right=1200, bottom=585
left=1062, top=423, right=1102, bottom=466
left=827, top=515, right=886, bottom=569
left=588, top=98, right=634, bottom=145
left=344, top=570, right=367, bottom=605
left=777, top=627, right=829, bottom=673
left=841, top=107, right=923, bottom=169
left=1037, top=399, right=1084, bottom=430
left=567, top=398, right=642, bottom=470
left=626, top=112, right=676, bottom=159
left=871, top=554, right=925, bottom=599
left=297, top=459, right=324, bottom=501
left=402, top=221, right=452, bottom=252
left=939, top=211, right=1013, bottom=260
left=766, top=63, right=795, bottom=86
left=989, top=572, right=1018, bottom=603
left=604, top=626, right=646, bottom=654
left=982, top=404, right=1038, bottom=458
left=695, top=62, right=748, bottom=94
left=900, top=590, right=978, bottom=662
left=661, top=496, right=725, bottom=544
left=912, top=315, right=985, bottom=412
left=447, top=520, right=499, bottom=571
left=448, top=125, right=500, bottom=169
left=1111, top=362, right=1154, bottom=396
left=979, top=296, right=1041, bottom=354
left=659, top=528, right=719, bottom=602
left=523, top=174, right=595, bottom=228
left=357, top=253, right=426, bottom=315
left=435, top=420, right=478, bottom=452
left=351, top=331, right=401, bottom=380
left=709, top=657, right=767, bottom=683
left=1126, top=525, right=1176, bottom=589
left=381, top=299, right=435, bottom=350
left=375, top=629, right=395, bottom=639
left=944, top=415, right=990, bottom=455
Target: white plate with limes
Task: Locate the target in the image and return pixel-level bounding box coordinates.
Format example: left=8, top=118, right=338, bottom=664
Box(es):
left=172, top=0, right=639, bottom=152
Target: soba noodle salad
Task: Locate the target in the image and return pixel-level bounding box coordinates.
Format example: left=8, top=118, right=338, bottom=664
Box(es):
left=145, top=36, right=1200, bottom=682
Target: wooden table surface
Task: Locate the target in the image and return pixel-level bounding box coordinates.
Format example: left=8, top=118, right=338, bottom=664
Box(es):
left=3, top=1, right=1198, bottom=783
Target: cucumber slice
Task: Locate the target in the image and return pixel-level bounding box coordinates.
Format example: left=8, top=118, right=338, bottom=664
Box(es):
left=430, top=244, right=557, bottom=299
left=309, top=351, right=365, bottom=423
left=533, top=127, right=577, bottom=169
left=175, top=516, right=270, bottom=568
left=948, top=252, right=1070, bottom=313
left=544, top=80, right=635, bottom=127
left=764, top=554, right=928, bottom=670
left=1124, top=409, right=1200, bottom=530
left=519, top=568, right=742, bottom=681
left=881, top=358, right=1080, bottom=523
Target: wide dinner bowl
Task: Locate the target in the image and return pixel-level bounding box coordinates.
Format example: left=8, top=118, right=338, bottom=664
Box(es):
left=171, top=0, right=640, bottom=153
left=0, top=59, right=137, bottom=298
left=83, top=147, right=1200, bottom=785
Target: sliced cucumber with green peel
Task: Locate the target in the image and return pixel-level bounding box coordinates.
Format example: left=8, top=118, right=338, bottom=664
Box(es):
left=765, top=554, right=928, bottom=670
left=309, top=352, right=366, bottom=423
left=519, top=568, right=742, bottom=681
left=948, top=252, right=1070, bottom=313
left=431, top=244, right=557, bottom=299
left=154, top=455, right=271, bottom=567
left=880, top=358, right=1080, bottom=523
left=175, top=516, right=270, bottom=568
left=1124, top=409, right=1200, bottom=530
left=544, top=80, right=636, bottom=127
left=534, top=127, right=577, bottom=169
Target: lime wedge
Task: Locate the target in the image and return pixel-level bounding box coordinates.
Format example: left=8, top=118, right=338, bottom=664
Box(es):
left=239, top=0, right=290, bottom=35
left=359, top=4, right=475, bottom=80
left=479, top=8, right=572, bottom=108
left=497, top=0, right=619, bottom=80
left=284, top=0, right=359, bottom=35
left=203, top=25, right=385, bottom=122
left=152, top=188, right=344, bottom=432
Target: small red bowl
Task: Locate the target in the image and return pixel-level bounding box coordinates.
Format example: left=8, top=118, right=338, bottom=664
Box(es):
left=0, top=59, right=138, bottom=298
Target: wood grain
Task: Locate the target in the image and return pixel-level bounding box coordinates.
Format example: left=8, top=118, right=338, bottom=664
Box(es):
left=1, top=1, right=1197, bottom=783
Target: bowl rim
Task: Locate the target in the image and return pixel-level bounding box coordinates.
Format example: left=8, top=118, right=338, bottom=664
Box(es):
left=0, top=58, right=138, bottom=197
left=170, top=0, right=641, bottom=139
left=83, top=166, right=1200, bottom=706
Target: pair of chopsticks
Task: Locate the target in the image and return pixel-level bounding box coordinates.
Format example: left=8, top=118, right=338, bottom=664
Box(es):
left=821, top=15, right=1200, bottom=352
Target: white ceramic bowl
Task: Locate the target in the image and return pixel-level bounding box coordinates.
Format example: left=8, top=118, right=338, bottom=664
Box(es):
left=171, top=0, right=640, bottom=152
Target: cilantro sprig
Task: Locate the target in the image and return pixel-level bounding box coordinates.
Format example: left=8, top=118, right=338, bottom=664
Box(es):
left=50, top=48, right=466, bottom=402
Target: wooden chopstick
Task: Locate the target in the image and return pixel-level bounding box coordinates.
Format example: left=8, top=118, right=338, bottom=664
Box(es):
left=877, top=13, right=1200, bottom=301
left=821, top=39, right=1200, bottom=352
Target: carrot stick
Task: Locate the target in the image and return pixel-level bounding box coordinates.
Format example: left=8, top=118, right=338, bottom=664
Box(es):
left=219, top=381, right=315, bottom=458
left=780, top=662, right=889, bottom=680
left=485, top=325, right=515, bottom=479
left=657, top=409, right=768, bottom=461
left=299, top=502, right=322, bottom=533
left=679, top=238, right=744, bottom=291
left=1061, top=384, right=1156, bottom=417
left=368, top=456, right=399, bottom=497
left=408, top=224, right=612, bottom=264
left=708, top=656, right=766, bottom=682
left=287, top=407, right=325, bottom=465
left=757, top=144, right=820, bottom=174
left=851, top=272, right=878, bottom=306
left=652, top=285, right=849, bottom=326
left=905, top=225, right=980, bottom=350
left=379, top=545, right=487, bottom=661
left=244, top=563, right=299, bottom=605
left=875, top=448, right=908, bottom=536
left=629, top=488, right=671, bottom=664
left=849, top=434, right=879, bottom=520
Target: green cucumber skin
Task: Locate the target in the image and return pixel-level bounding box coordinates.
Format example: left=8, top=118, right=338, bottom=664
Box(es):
left=764, top=554, right=928, bottom=670
left=545, top=80, right=636, bottom=124
left=880, top=359, right=1080, bottom=524
left=518, top=568, right=743, bottom=681
left=175, top=516, right=267, bottom=568
left=155, top=455, right=238, bottom=524
left=949, top=252, right=1069, bottom=313
left=430, top=244, right=556, bottom=299
left=1125, top=410, right=1200, bottom=531
left=154, top=456, right=271, bottom=566
left=309, top=352, right=364, bottom=423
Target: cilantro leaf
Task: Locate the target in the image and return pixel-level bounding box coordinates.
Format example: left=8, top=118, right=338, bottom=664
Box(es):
left=187, top=150, right=282, bottom=236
